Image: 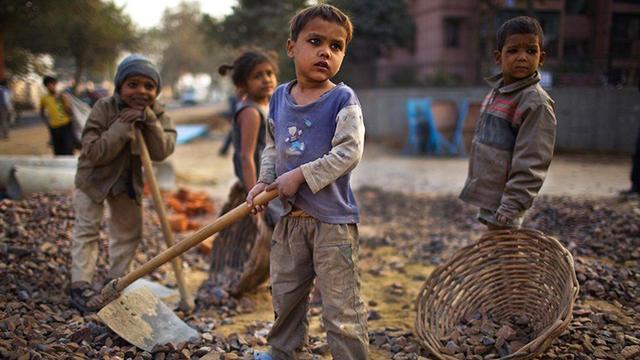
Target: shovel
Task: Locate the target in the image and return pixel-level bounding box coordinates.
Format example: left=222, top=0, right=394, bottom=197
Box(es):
left=134, top=127, right=193, bottom=312
left=97, top=186, right=278, bottom=351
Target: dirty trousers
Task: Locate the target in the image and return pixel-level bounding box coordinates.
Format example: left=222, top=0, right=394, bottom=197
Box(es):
left=268, top=215, right=369, bottom=360
left=71, top=189, right=142, bottom=283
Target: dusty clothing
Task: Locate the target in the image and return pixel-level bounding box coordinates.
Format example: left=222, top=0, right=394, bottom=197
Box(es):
left=258, top=81, right=365, bottom=223
left=74, top=95, right=176, bottom=204
left=71, top=189, right=142, bottom=282
left=460, top=71, right=556, bottom=221
left=232, top=100, right=267, bottom=182
left=258, top=81, right=368, bottom=358
left=268, top=215, right=368, bottom=360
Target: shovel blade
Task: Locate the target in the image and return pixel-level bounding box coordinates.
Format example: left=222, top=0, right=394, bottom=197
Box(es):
left=98, top=287, right=198, bottom=352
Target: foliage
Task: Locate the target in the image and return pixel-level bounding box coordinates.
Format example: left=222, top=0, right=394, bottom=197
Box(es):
left=325, top=0, right=414, bottom=88
left=0, top=1, right=57, bottom=78
left=2, top=0, right=137, bottom=84
left=155, top=1, right=230, bottom=87
left=328, top=0, right=414, bottom=63
left=203, top=0, right=308, bottom=80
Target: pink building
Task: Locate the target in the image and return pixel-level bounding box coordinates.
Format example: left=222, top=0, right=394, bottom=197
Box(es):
left=377, top=0, right=640, bottom=86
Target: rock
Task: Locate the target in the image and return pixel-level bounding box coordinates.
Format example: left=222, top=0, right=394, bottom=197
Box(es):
left=199, top=353, right=222, bottom=360
left=621, top=345, right=640, bottom=359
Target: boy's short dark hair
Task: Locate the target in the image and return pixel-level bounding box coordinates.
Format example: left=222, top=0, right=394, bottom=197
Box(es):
left=290, top=4, right=353, bottom=44
left=496, top=16, right=544, bottom=50
left=43, top=76, right=57, bottom=86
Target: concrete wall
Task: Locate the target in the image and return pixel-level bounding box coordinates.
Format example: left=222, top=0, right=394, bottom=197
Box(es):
left=358, top=87, right=640, bottom=154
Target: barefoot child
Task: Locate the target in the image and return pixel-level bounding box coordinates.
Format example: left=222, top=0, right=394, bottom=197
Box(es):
left=70, top=55, right=176, bottom=312
left=247, top=4, right=368, bottom=359
left=460, top=16, right=557, bottom=229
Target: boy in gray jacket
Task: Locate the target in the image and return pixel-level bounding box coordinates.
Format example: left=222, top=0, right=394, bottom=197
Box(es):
left=460, top=16, right=556, bottom=229
left=70, top=55, right=176, bottom=312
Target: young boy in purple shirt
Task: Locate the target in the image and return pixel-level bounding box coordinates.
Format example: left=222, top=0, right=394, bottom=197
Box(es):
left=247, top=4, right=368, bottom=359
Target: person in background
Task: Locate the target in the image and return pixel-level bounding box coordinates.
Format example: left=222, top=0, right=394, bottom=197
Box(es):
left=208, top=49, right=279, bottom=295
left=0, top=79, right=12, bottom=140
left=40, top=76, right=75, bottom=155
left=620, top=77, right=640, bottom=198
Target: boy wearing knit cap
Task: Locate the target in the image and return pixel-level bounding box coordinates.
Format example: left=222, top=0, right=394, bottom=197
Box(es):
left=69, top=55, right=176, bottom=312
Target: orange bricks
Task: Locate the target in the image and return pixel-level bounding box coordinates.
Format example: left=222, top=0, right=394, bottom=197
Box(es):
left=161, top=188, right=216, bottom=233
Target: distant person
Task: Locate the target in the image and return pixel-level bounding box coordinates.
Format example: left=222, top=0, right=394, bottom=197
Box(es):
left=69, top=55, right=176, bottom=312
left=247, top=4, right=368, bottom=359
left=459, top=16, right=557, bottom=229
left=0, top=79, right=11, bottom=140
left=621, top=80, right=640, bottom=198
left=40, top=76, right=75, bottom=155
left=210, top=49, right=279, bottom=294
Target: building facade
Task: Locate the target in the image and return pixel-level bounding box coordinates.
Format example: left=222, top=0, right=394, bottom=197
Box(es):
left=377, top=0, right=640, bottom=87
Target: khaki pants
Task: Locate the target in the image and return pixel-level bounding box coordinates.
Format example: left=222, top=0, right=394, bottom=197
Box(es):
left=71, top=189, right=142, bottom=283
left=268, top=216, right=368, bottom=360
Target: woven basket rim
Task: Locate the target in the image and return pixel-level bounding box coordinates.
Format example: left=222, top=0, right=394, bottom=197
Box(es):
left=414, top=228, right=580, bottom=360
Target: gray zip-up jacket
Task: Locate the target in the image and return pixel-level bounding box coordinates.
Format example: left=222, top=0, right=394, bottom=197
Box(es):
left=459, top=71, right=556, bottom=220
left=75, top=95, right=176, bottom=204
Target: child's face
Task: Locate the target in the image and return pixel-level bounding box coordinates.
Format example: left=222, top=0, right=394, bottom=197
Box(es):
left=241, top=61, right=277, bottom=102
left=120, top=75, right=158, bottom=110
left=287, top=17, right=347, bottom=85
left=494, top=33, right=545, bottom=85
left=45, top=82, right=57, bottom=94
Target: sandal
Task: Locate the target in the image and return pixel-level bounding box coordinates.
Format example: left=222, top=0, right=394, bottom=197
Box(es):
left=69, top=281, right=105, bottom=313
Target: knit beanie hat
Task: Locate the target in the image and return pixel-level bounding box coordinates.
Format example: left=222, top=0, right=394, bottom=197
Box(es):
left=114, top=54, right=162, bottom=94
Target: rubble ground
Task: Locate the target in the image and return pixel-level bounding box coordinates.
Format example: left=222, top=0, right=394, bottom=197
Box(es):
left=1, top=186, right=639, bottom=359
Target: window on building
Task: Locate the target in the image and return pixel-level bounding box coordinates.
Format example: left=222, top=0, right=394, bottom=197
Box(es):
left=610, top=14, right=640, bottom=59
left=565, top=0, right=591, bottom=14
left=444, top=18, right=461, bottom=48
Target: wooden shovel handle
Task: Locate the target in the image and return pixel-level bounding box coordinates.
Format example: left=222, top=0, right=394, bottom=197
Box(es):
left=134, top=127, right=193, bottom=310
left=116, top=188, right=279, bottom=292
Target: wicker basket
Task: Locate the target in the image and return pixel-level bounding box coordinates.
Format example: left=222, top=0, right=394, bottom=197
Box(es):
left=415, top=229, right=579, bottom=360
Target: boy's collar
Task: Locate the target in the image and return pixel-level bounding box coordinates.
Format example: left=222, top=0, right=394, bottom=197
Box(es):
left=486, top=71, right=540, bottom=94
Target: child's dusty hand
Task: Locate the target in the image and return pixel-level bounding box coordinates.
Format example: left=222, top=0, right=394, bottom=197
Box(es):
left=267, top=168, right=304, bottom=198
left=247, top=182, right=268, bottom=214
left=142, top=106, right=158, bottom=126
left=118, top=108, right=144, bottom=124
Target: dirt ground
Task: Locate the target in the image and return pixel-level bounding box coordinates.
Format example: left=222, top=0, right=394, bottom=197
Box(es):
left=1, top=107, right=638, bottom=359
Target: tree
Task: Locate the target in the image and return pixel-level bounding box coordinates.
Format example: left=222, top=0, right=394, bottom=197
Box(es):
left=328, top=0, right=414, bottom=87
left=0, top=0, right=57, bottom=79
left=5, top=0, right=137, bottom=85
left=52, top=1, right=138, bottom=87
left=204, top=0, right=308, bottom=80
left=155, top=1, right=222, bottom=87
